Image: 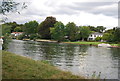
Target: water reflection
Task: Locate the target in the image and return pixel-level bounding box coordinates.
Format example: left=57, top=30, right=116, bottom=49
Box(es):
left=8, top=40, right=120, bottom=79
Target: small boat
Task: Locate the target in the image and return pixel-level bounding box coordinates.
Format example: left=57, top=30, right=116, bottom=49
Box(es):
left=98, top=43, right=111, bottom=47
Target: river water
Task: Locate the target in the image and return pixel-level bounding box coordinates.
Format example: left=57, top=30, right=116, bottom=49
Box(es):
left=7, top=40, right=120, bottom=79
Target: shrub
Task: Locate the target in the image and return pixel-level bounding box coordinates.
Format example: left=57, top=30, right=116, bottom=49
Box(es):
left=18, top=34, right=25, bottom=40
left=2, top=35, right=11, bottom=50
left=29, top=34, right=41, bottom=40
left=95, top=37, right=102, bottom=41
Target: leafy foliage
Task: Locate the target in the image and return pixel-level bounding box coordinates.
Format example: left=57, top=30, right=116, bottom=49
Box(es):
left=51, top=22, right=65, bottom=42
left=2, top=35, right=11, bottom=50
left=95, top=37, right=102, bottom=41
left=0, top=0, right=27, bottom=15
left=79, top=26, right=91, bottom=41
left=24, top=20, right=39, bottom=35
left=65, top=22, right=79, bottom=41
left=96, top=26, right=106, bottom=33
left=14, top=26, right=22, bottom=32
left=2, top=24, right=11, bottom=36
left=38, top=16, right=57, bottom=39
left=113, top=27, right=120, bottom=42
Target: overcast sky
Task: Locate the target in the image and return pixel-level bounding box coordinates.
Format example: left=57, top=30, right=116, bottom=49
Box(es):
left=2, top=0, right=119, bottom=29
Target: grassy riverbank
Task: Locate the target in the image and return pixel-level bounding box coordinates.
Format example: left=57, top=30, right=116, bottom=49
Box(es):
left=66, top=41, right=119, bottom=47
left=2, top=51, right=85, bottom=79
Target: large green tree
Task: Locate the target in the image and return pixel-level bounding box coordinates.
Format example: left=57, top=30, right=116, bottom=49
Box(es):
left=65, top=22, right=78, bottom=41
left=51, top=21, right=65, bottom=42
left=14, top=26, right=22, bottom=32
left=96, top=26, right=106, bottom=33
left=113, top=27, right=120, bottom=42
left=5, top=22, right=18, bottom=32
left=79, top=26, right=91, bottom=41
left=24, top=20, right=39, bottom=35
left=2, top=24, right=11, bottom=36
left=38, top=16, right=57, bottom=39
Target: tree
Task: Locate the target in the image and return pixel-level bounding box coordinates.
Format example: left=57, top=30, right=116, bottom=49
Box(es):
left=102, top=33, right=114, bottom=42
left=79, top=26, right=91, bottom=41
left=4, top=22, right=18, bottom=32
left=65, top=22, right=78, bottom=41
left=88, top=26, right=97, bottom=32
left=113, top=27, right=120, bottom=42
left=95, top=37, right=102, bottom=41
left=0, top=0, right=27, bottom=50
left=96, top=26, right=106, bottom=33
left=24, top=20, right=39, bottom=35
left=2, top=24, right=11, bottom=36
left=0, top=0, right=27, bottom=15
left=14, top=26, right=22, bottom=32
left=38, top=16, right=57, bottom=39
left=51, top=21, right=65, bottom=42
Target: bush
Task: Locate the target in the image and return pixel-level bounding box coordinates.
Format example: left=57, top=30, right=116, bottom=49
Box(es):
left=29, top=34, right=41, bottom=40
left=118, top=43, right=120, bottom=47
left=95, top=37, right=102, bottom=41
left=18, top=34, right=25, bottom=40
left=2, top=35, right=11, bottom=50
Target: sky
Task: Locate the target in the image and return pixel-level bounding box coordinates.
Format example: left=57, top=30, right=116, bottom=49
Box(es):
left=1, top=0, right=119, bottom=29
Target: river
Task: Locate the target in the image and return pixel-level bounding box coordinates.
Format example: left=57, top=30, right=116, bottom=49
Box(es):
left=7, top=40, right=120, bottom=79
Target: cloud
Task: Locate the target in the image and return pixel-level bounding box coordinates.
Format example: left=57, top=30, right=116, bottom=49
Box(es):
left=52, top=2, right=118, bottom=18
left=1, top=0, right=118, bottom=29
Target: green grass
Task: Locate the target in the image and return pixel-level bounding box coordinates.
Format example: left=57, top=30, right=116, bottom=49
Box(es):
left=67, top=41, right=119, bottom=47
left=2, top=51, right=85, bottom=79
left=67, top=41, right=102, bottom=45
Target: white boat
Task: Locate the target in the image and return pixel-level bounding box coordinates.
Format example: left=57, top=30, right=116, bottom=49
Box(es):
left=98, top=43, right=111, bottom=47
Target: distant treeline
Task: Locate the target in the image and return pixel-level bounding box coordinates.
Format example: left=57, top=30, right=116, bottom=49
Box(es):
left=1, top=16, right=120, bottom=43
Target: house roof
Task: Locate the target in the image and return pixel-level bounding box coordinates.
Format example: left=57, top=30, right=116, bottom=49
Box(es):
left=91, top=32, right=103, bottom=35
left=11, top=32, right=23, bottom=34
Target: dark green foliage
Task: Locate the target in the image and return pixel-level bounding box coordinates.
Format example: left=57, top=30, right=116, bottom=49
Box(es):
left=88, top=26, right=106, bottom=33
left=2, top=35, right=11, bottom=50
left=14, top=26, right=22, bottom=32
left=88, top=26, right=97, bottom=32
left=95, top=37, right=102, bottom=41
left=5, top=22, right=18, bottom=32
left=102, top=27, right=120, bottom=43
left=51, top=22, right=65, bottom=42
left=113, top=27, right=120, bottom=42
left=102, top=33, right=114, bottom=42
left=96, top=26, right=106, bottom=33
left=79, top=26, right=91, bottom=41
left=2, top=24, right=11, bottom=36
left=17, top=34, right=25, bottom=40
left=38, top=16, right=57, bottom=39
left=24, top=20, right=39, bottom=35
left=65, top=22, right=79, bottom=41
left=29, top=34, right=40, bottom=40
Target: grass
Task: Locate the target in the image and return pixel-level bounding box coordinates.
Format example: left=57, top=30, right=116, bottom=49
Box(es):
left=67, top=41, right=119, bottom=47
left=2, top=51, right=85, bottom=79
left=67, top=41, right=102, bottom=46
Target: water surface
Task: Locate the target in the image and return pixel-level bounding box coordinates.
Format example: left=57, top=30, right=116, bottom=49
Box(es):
left=8, top=40, right=120, bottom=79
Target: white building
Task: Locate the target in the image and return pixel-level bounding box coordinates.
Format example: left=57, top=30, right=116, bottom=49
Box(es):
left=88, top=32, right=103, bottom=41
left=11, top=32, right=23, bottom=37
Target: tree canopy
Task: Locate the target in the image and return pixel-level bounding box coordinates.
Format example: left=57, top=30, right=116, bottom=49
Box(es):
left=65, top=22, right=78, bottom=41
left=51, top=21, right=65, bottom=42
left=24, top=20, right=39, bottom=35
left=38, top=16, right=57, bottom=39
left=79, top=26, right=91, bottom=41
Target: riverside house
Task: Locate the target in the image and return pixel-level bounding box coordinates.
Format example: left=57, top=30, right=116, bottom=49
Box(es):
left=11, top=32, right=23, bottom=38
left=87, top=32, right=103, bottom=41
